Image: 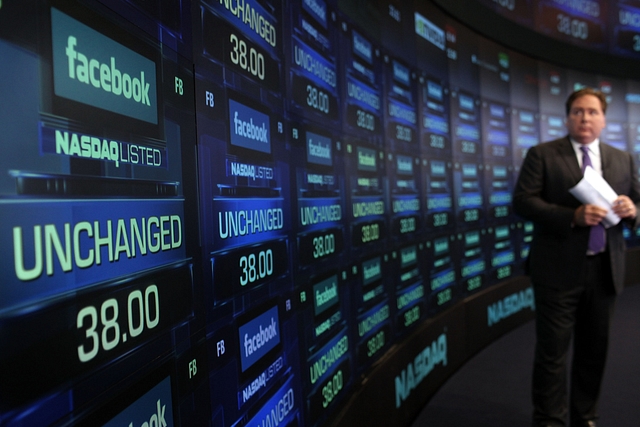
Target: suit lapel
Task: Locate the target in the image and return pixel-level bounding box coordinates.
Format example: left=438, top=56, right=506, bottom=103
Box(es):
left=600, top=142, right=611, bottom=182
left=558, top=136, right=583, bottom=183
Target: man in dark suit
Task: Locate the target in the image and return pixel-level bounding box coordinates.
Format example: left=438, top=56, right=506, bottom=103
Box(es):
left=513, top=87, right=640, bottom=427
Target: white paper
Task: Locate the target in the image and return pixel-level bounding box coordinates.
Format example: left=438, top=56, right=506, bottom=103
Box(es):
left=569, top=166, right=620, bottom=228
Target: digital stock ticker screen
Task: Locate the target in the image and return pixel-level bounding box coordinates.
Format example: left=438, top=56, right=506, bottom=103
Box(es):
left=2, top=0, right=640, bottom=426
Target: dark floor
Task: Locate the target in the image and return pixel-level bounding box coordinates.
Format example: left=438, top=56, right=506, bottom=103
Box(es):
left=411, top=284, right=640, bottom=427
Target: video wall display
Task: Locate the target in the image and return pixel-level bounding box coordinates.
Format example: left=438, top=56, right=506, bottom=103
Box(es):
left=1, top=0, right=639, bottom=426
left=474, top=0, right=640, bottom=59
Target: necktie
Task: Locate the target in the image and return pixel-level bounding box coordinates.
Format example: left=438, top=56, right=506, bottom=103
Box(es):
left=580, top=146, right=605, bottom=253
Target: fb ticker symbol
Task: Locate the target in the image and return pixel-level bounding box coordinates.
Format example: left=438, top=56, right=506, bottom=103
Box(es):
left=188, top=359, right=197, bottom=378
left=175, top=77, right=183, bottom=95
left=206, top=91, right=215, bottom=107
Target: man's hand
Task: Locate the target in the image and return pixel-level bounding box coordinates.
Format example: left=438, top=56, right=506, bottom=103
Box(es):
left=612, top=195, right=637, bottom=219
left=574, top=204, right=608, bottom=227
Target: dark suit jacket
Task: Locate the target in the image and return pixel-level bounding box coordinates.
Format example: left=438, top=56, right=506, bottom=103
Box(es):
left=513, top=136, right=640, bottom=294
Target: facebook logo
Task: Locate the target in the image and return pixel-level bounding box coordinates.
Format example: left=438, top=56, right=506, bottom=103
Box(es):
left=102, top=376, right=173, bottom=427
left=51, top=8, right=158, bottom=124
left=238, top=306, right=281, bottom=372
left=229, top=99, right=271, bottom=154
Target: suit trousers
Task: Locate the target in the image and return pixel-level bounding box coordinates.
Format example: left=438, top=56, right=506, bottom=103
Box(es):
left=532, top=252, right=617, bottom=427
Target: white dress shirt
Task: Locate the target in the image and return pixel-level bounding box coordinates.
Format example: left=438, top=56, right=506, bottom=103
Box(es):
left=571, top=138, right=602, bottom=175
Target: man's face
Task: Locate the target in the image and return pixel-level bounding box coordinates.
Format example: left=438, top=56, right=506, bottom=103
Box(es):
left=566, top=94, right=606, bottom=144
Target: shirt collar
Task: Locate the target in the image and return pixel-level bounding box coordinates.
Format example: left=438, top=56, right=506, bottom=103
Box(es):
left=570, top=137, right=600, bottom=154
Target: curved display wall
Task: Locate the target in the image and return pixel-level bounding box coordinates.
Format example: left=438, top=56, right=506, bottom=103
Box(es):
left=464, top=0, right=640, bottom=61
left=0, top=1, right=638, bottom=426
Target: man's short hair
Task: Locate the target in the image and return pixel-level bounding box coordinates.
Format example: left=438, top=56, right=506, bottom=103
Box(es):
left=565, top=87, right=608, bottom=116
